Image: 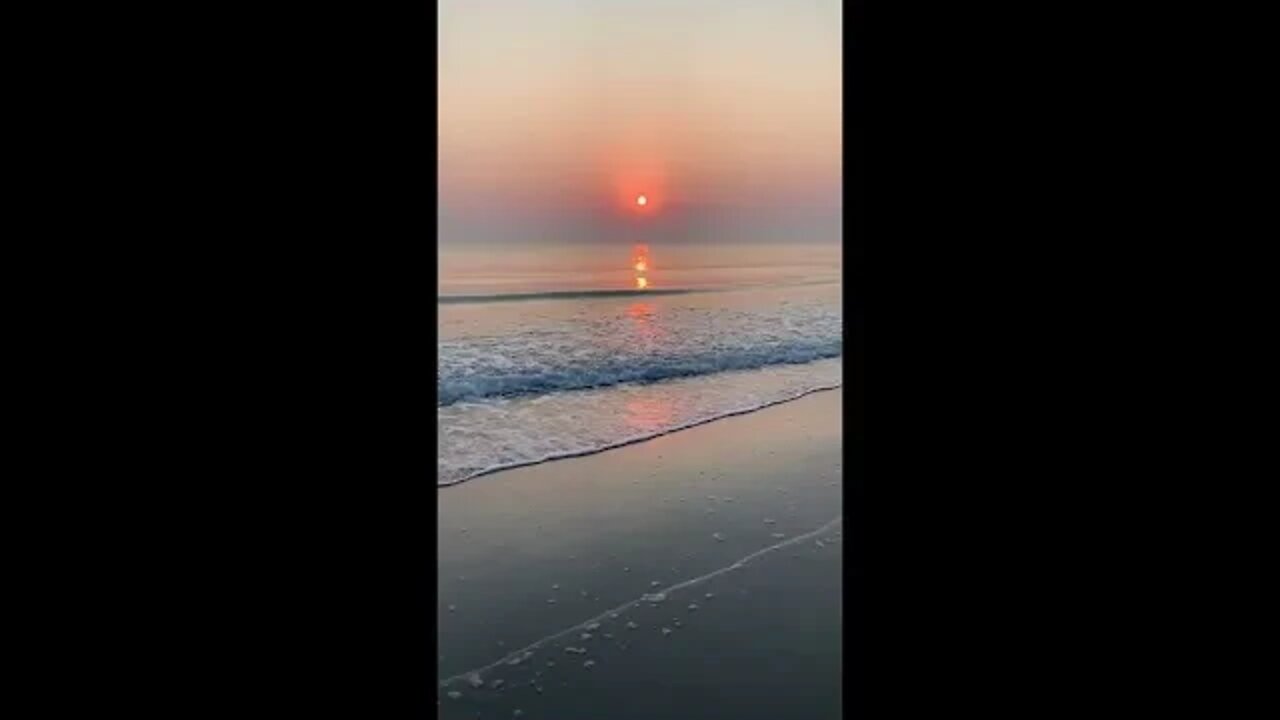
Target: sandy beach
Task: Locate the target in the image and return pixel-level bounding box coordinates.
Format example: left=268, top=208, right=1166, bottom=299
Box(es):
left=438, top=388, right=843, bottom=719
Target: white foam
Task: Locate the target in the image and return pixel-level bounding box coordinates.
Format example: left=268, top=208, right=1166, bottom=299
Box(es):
left=438, top=515, right=843, bottom=689
left=439, top=380, right=842, bottom=487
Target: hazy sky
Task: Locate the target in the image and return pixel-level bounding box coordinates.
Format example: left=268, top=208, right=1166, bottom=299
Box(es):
left=439, top=0, right=842, bottom=245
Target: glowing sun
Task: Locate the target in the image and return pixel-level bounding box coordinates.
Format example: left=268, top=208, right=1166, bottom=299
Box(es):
left=636, top=194, right=648, bottom=207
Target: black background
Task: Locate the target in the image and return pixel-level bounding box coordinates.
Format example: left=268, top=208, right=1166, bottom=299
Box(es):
left=51, top=0, right=1228, bottom=717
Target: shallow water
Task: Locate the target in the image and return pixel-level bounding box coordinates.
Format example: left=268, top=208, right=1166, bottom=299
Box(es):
left=437, top=390, right=843, bottom=719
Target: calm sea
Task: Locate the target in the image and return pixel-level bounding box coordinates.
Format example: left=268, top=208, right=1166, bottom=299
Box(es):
left=438, top=241, right=842, bottom=486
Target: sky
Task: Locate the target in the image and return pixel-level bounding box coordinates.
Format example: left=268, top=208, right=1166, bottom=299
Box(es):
left=439, top=0, right=842, bottom=246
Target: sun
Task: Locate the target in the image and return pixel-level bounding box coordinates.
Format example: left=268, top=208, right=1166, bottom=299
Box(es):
left=636, top=194, right=647, bottom=207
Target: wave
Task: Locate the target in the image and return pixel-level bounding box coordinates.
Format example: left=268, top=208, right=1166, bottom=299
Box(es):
left=438, top=288, right=698, bottom=304
left=437, top=383, right=840, bottom=488
left=438, top=340, right=842, bottom=407
left=437, top=279, right=839, bottom=305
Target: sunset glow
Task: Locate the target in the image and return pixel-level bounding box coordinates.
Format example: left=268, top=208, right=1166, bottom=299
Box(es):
left=633, top=243, right=650, bottom=290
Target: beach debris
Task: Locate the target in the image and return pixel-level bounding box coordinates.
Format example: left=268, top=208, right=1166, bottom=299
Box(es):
left=552, top=583, right=560, bottom=590
left=564, top=646, right=587, bottom=655
left=490, top=679, right=505, bottom=690
left=609, top=613, right=619, bottom=619
left=547, top=598, right=557, bottom=604
left=603, top=633, right=613, bottom=639
left=546, top=660, right=555, bottom=667
left=674, top=620, right=682, bottom=627
left=641, top=592, right=666, bottom=603
left=534, top=684, right=543, bottom=695
left=626, top=621, right=639, bottom=630
left=707, top=495, right=717, bottom=501
left=650, top=581, right=662, bottom=587
left=661, top=627, right=673, bottom=636
left=712, top=533, right=725, bottom=542
left=705, top=592, right=715, bottom=599
left=466, top=673, right=484, bottom=688
left=580, top=632, right=593, bottom=641
left=583, top=660, right=596, bottom=669
left=688, top=603, right=699, bottom=611
left=447, top=605, right=456, bottom=612
left=514, top=710, right=524, bottom=718
left=772, top=533, right=787, bottom=539
left=815, top=540, right=826, bottom=548
left=580, top=590, right=588, bottom=597
left=763, top=518, right=776, bottom=524
left=585, top=622, right=601, bottom=631
left=623, top=566, right=630, bottom=572
left=447, top=691, right=462, bottom=700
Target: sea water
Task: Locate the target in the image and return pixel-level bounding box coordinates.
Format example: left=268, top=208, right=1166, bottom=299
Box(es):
left=438, top=241, right=842, bottom=487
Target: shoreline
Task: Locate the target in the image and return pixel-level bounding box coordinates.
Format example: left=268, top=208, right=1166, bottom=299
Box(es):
left=438, top=388, right=842, bottom=719
left=438, top=383, right=842, bottom=488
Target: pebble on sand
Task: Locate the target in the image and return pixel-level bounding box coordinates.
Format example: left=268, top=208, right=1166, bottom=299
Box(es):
left=447, top=691, right=462, bottom=700
left=661, top=627, right=673, bottom=636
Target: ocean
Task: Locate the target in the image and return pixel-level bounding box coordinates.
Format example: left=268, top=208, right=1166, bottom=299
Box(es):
left=438, top=241, right=843, bottom=487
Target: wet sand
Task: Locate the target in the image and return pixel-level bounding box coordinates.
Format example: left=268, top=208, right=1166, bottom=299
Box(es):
left=438, top=388, right=843, bottom=719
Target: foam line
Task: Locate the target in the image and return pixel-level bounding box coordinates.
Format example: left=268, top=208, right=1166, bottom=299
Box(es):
left=437, top=515, right=844, bottom=688
left=437, top=383, right=841, bottom=488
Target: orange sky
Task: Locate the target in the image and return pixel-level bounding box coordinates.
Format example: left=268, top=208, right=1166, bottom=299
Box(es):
left=439, top=0, right=842, bottom=243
